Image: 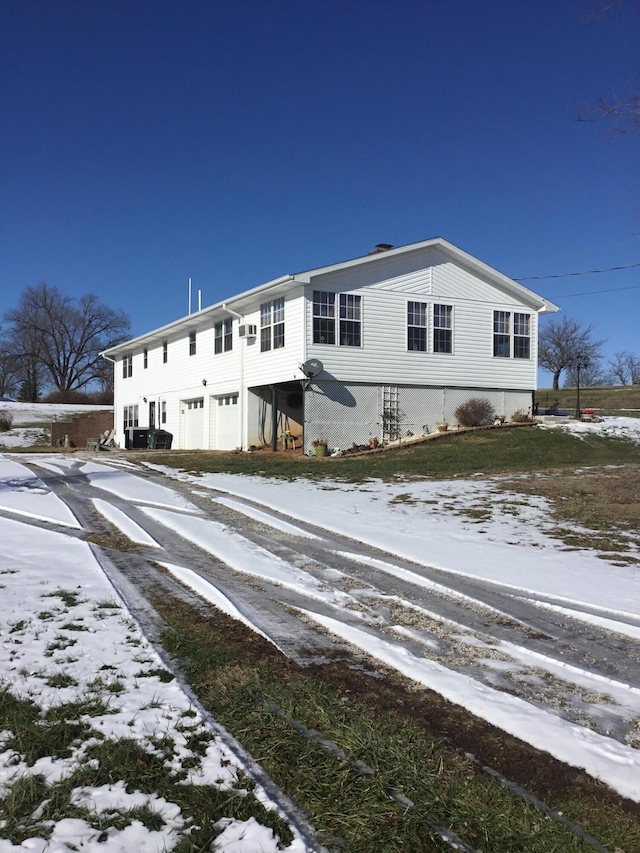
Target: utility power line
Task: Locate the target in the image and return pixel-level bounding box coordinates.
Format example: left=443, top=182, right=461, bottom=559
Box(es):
left=515, top=261, right=640, bottom=281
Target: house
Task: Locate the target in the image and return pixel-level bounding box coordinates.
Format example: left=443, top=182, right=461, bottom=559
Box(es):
left=102, top=237, right=559, bottom=452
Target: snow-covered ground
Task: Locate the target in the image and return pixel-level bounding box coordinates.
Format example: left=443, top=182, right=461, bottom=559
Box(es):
left=1, top=414, right=640, bottom=850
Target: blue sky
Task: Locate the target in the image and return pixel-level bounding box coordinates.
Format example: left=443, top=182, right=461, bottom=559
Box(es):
left=1, top=0, right=638, bottom=387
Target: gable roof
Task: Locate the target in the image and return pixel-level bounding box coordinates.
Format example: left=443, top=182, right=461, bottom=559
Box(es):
left=103, top=237, right=559, bottom=356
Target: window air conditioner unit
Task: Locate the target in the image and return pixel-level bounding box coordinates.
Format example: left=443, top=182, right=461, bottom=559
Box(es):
left=238, top=324, right=257, bottom=337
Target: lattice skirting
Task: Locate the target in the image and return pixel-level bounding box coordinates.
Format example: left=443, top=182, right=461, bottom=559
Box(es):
left=303, top=381, right=532, bottom=453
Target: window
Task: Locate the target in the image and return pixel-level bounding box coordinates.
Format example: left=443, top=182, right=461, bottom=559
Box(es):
left=260, top=298, right=285, bottom=352
left=186, top=398, right=204, bottom=410
left=161, top=401, right=166, bottom=424
left=433, top=304, right=453, bottom=353
left=217, top=394, right=238, bottom=406
left=493, top=311, right=511, bottom=358
left=162, top=340, right=168, bottom=363
left=148, top=401, right=156, bottom=427
left=407, top=302, right=427, bottom=351
left=215, top=318, right=233, bottom=354
left=123, top=404, right=138, bottom=431
left=143, top=348, right=148, bottom=369
left=493, top=311, right=531, bottom=359
left=122, top=354, right=132, bottom=378
left=313, top=291, right=335, bottom=344
left=339, top=294, right=362, bottom=347
left=313, top=291, right=361, bottom=346
left=189, top=331, right=196, bottom=356
left=513, top=313, right=531, bottom=359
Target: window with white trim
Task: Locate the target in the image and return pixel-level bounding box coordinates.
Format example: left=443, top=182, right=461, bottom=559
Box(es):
left=513, top=313, right=531, bottom=359
left=260, top=298, right=285, bottom=352
left=407, top=301, right=427, bottom=351
left=214, top=319, right=233, bottom=354
left=123, top=404, right=138, bottom=431
left=493, top=311, right=531, bottom=358
left=217, top=394, right=238, bottom=406
left=189, top=331, right=196, bottom=356
left=313, top=291, right=335, bottom=344
left=186, top=398, right=204, bottom=410
left=143, top=348, right=148, bottom=369
left=433, top=304, right=453, bottom=353
left=161, top=401, right=166, bottom=424
left=339, top=294, right=361, bottom=347
left=162, top=340, right=168, bottom=363
left=122, top=354, right=132, bottom=378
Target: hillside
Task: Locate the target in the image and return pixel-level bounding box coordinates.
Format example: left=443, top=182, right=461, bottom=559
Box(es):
left=536, top=385, right=640, bottom=415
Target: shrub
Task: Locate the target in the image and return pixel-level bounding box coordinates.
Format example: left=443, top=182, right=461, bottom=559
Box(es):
left=454, top=397, right=496, bottom=427
left=43, top=390, right=91, bottom=404
left=0, top=412, right=13, bottom=432
left=510, top=408, right=534, bottom=423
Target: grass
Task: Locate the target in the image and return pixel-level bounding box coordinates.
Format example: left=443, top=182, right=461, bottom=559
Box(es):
left=143, top=424, right=640, bottom=483
left=156, top=599, right=640, bottom=853
left=536, top=384, right=640, bottom=415
left=0, top=684, right=295, bottom=849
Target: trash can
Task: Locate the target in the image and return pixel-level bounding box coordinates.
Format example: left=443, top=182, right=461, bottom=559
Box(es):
left=147, top=429, right=173, bottom=450
left=125, top=428, right=149, bottom=449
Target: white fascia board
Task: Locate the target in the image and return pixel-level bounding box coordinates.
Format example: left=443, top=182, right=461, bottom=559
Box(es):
left=102, top=274, right=296, bottom=357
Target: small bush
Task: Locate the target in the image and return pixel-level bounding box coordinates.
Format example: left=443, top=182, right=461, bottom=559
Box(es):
left=510, top=408, right=534, bottom=423
left=0, top=412, right=13, bottom=432
left=90, top=391, right=114, bottom=405
left=454, top=397, right=496, bottom=427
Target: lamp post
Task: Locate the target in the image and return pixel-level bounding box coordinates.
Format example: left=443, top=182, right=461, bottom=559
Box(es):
left=574, top=358, right=589, bottom=420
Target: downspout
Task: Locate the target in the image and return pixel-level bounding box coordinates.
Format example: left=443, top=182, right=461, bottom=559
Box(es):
left=222, top=303, right=245, bottom=450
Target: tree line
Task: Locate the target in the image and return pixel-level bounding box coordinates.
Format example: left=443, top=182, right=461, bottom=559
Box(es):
left=0, top=283, right=130, bottom=402
left=539, top=315, right=639, bottom=390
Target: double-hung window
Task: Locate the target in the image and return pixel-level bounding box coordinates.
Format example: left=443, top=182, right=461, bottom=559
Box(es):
left=493, top=311, right=531, bottom=358
left=123, top=404, right=138, bottom=432
left=162, top=340, right=168, bottom=364
left=513, top=313, right=531, bottom=359
left=493, top=311, right=511, bottom=357
left=312, top=291, right=335, bottom=344
left=339, top=294, right=362, bottom=347
left=189, top=331, right=196, bottom=356
left=407, top=302, right=427, bottom=351
left=122, top=354, right=132, bottom=378
left=143, top=348, right=148, bottom=369
left=260, top=298, right=285, bottom=352
left=215, top=319, right=233, bottom=354
left=433, top=304, right=453, bottom=353
left=161, top=401, right=166, bottom=424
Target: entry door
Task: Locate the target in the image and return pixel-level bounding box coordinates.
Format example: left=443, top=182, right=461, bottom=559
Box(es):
left=184, top=398, right=204, bottom=449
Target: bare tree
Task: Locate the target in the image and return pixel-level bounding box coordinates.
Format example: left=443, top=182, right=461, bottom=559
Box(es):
left=538, top=316, right=605, bottom=390
left=0, top=343, right=20, bottom=398
left=563, top=360, right=609, bottom=388
left=578, top=0, right=639, bottom=133
left=609, top=350, right=640, bottom=385
left=4, top=283, right=130, bottom=394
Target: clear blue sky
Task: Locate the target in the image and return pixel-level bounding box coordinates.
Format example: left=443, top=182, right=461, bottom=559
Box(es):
left=1, top=0, right=638, bottom=387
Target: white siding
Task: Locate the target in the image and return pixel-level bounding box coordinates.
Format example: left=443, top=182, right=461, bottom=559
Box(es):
left=304, top=254, right=538, bottom=392
left=243, top=285, right=306, bottom=387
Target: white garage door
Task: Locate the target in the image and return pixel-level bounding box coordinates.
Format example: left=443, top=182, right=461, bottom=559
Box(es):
left=183, top=398, right=205, bottom=449
left=213, top=393, right=239, bottom=450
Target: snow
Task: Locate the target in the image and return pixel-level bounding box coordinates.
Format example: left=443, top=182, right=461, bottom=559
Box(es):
left=170, top=471, right=640, bottom=618
left=0, top=402, right=112, bottom=427
left=0, top=457, right=80, bottom=528
left=2, top=414, right=640, bottom=843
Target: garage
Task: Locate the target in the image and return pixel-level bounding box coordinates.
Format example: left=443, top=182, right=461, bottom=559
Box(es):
left=212, top=393, right=239, bottom=450
left=182, top=397, right=205, bottom=449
